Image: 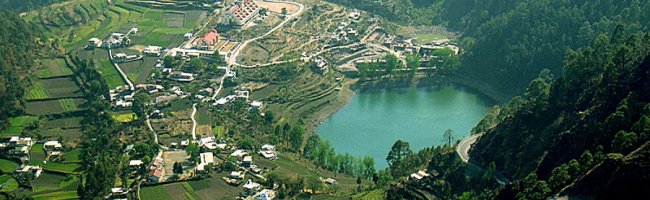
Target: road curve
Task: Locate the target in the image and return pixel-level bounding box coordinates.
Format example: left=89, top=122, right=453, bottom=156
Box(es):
left=456, top=133, right=481, bottom=163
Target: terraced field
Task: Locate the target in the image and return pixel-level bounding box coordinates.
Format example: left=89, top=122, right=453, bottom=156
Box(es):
left=37, top=58, right=73, bottom=78
left=26, top=98, right=87, bottom=115
left=0, top=116, right=39, bottom=138
left=27, top=77, right=84, bottom=100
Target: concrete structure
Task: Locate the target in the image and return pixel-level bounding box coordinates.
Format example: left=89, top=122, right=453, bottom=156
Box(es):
left=220, top=0, right=260, bottom=26
left=143, top=46, right=162, bottom=56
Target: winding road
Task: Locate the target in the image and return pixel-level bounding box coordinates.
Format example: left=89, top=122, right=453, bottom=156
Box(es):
left=191, top=103, right=198, bottom=140
left=456, top=134, right=481, bottom=163
left=227, top=0, right=306, bottom=66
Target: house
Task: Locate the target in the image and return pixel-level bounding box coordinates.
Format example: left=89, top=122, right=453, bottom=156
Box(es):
left=259, top=144, right=277, bottom=160
left=184, top=32, right=194, bottom=39
left=103, top=33, right=130, bottom=49
left=154, top=94, right=178, bottom=105
left=230, top=171, right=245, bottom=180
left=129, top=160, right=144, bottom=167
left=43, top=141, right=62, bottom=151
left=194, top=30, right=219, bottom=50
left=149, top=169, right=164, bottom=182
left=16, top=165, right=42, bottom=179
left=242, top=179, right=261, bottom=194
left=242, top=156, right=253, bottom=168
left=170, top=71, right=196, bottom=82
left=109, top=187, right=129, bottom=199
left=246, top=189, right=276, bottom=200
left=409, top=170, right=431, bottom=180
left=231, top=149, right=248, bottom=157
left=220, top=0, right=260, bottom=26
left=250, top=101, right=264, bottom=112
left=10, top=137, right=33, bottom=147
left=348, top=9, right=361, bottom=22
left=15, top=146, right=29, bottom=155
left=322, top=178, right=337, bottom=185
left=313, top=56, right=329, bottom=74
left=197, top=152, right=215, bottom=172
left=143, top=46, right=162, bottom=56
left=114, top=53, right=127, bottom=62
left=88, top=38, right=102, bottom=48
left=236, top=90, right=250, bottom=100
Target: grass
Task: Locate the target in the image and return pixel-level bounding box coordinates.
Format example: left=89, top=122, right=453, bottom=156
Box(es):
left=0, top=159, right=19, bottom=174
left=141, top=185, right=174, bottom=200
left=213, top=125, right=224, bottom=138
left=414, top=33, right=445, bottom=44
left=63, top=149, right=82, bottom=163
left=112, top=112, right=138, bottom=123
left=27, top=81, right=49, bottom=100
left=0, top=175, right=18, bottom=193
left=26, top=98, right=86, bottom=115
left=44, top=117, right=83, bottom=129
left=37, top=58, right=73, bottom=78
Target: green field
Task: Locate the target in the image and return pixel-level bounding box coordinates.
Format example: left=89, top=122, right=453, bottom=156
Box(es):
left=37, top=58, right=73, bottom=78
left=31, top=191, right=79, bottom=200
left=28, top=78, right=83, bottom=100
left=414, top=33, right=445, bottom=44
left=141, top=185, right=175, bottom=200
left=27, top=81, right=49, bottom=100
left=26, top=98, right=87, bottom=115
left=96, top=55, right=127, bottom=89
left=0, top=159, right=20, bottom=174
left=1, top=116, right=39, bottom=138
left=118, top=57, right=157, bottom=84
left=38, top=128, right=83, bottom=141
left=30, top=144, right=82, bottom=174
left=44, top=117, right=83, bottom=129
left=196, top=107, right=211, bottom=125
left=112, top=112, right=138, bottom=123
left=0, top=175, right=18, bottom=193
left=63, top=149, right=82, bottom=163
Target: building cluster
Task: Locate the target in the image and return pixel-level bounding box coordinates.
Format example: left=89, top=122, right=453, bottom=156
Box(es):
left=220, top=0, right=260, bottom=26
left=0, top=136, right=33, bottom=158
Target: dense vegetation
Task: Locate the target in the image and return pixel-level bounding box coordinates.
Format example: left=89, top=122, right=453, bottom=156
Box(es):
left=388, top=28, right=650, bottom=199
left=0, top=0, right=63, bottom=12
left=0, top=12, right=40, bottom=120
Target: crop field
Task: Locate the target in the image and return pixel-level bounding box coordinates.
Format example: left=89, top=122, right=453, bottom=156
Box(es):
left=39, top=128, right=83, bottom=142
left=0, top=159, right=20, bottom=174
left=28, top=78, right=84, bottom=100
left=96, top=54, right=127, bottom=89
left=44, top=117, right=83, bottom=129
left=112, top=112, right=138, bottom=122
left=189, top=175, right=244, bottom=200
left=1, top=116, right=39, bottom=138
left=30, top=144, right=82, bottom=174
left=0, top=175, right=18, bottom=193
left=196, top=125, right=212, bottom=137
left=37, top=58, right=73, bottom=78
left=141, top=185, right=174, bottom=200
left=31, top=173, right=65, bottom=192
left=26, top=98, right=86, bottom=115
left=163, top=12, right=185, bottom=28
left=118, top=57, right=157, bottom=84
left=196, top=107, right=211, bottom=125
left=31, top=191, right=79, bottom=200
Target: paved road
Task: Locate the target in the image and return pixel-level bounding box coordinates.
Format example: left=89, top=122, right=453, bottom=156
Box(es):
left=191, top=103, right=198, bottom=140
left=456, top=134, right=481, bottom=163
left=108, top=48, right=135, bottom=91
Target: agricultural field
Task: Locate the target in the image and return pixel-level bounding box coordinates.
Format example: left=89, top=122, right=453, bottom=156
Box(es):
left=141, top=185, right=174, bottom=200
left=112, top=112, right=138, bottom=123
left=0, top=159, right=20, bottom=174
left=0, top=174, right=18, bottom=193
left=195, top=107, right=212, bottom=126
left=95, top=52, right=127, bottom=89
left=29, top=144, right=82, bottom=174
left=118, top=56, right=157, bottom=84
left=27, top=78, right=84, bottom=100
left=43, top=117, right=83, bottom=129
left=0, top=116, right=39, bottom=138
left=38, top=128, right=83, bottom=143
left=36, top=58, right=73, bottom=78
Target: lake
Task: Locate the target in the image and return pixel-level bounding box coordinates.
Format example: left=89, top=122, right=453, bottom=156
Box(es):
left=316, top=85, right=491, bottom=169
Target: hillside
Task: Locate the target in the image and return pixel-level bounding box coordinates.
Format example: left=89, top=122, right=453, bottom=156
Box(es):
left=468, top=29, right=650, bottom=198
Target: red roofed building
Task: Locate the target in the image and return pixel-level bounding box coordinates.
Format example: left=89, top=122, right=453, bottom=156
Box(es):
left=220, top=0, right=260, bottom=26
left=194, top=29, right=219, bottom=50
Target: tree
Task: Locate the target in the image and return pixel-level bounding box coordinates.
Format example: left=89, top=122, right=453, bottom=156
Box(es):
left=303, top=135, right=321, bottom=159
left=264, top=110, right=275, bottom=123
left=163, top=55, right=174, bottom=68
left=443, top=129, right=454, bottom=146
left=386, top=140, right=412, bottom=176
left=281, top=7, right=288, bottom=15
left=173, top=162, right=183, bottom=174
left=186, top=143, right=200, bottom=163
left=356, top=177, right=362, bottom=191
left=212, top=51, right=224, bottom=65
left=132, top=93, right=152, bottom=120
left=289, top=126, right=304, bottom=152
left=406, top=53, right=422, bottom=79
left=362, top=156, right=376, bottom=179
left=384, top=53, right=400, bottom=76
left=612, top=131, right=638, bottom=152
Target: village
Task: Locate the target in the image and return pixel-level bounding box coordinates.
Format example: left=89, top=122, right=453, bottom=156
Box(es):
left=1, top=0, right=460, bottom=199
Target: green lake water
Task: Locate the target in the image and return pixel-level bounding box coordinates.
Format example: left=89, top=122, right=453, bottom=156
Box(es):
left=316, top=85, right=491, bottom=169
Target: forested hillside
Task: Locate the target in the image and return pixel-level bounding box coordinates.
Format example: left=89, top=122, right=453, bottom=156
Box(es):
left=0, top=0, right=64, bottom=12
left=469, top=28, right=650, bottom=198
left=452, top=0, right=650, bottom=96
left=387, top=28, right=650, bottom=199
left=0, top=12, right=40, bottom=120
